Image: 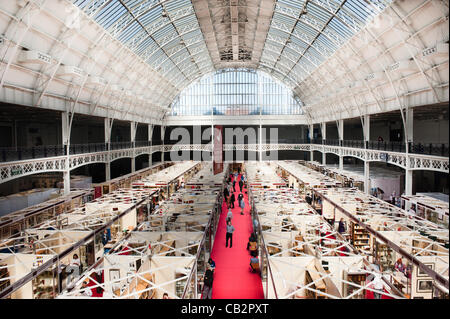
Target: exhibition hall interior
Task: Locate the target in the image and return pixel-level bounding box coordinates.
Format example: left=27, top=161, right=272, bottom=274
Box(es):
left=0, top=0, right=448, bottom=300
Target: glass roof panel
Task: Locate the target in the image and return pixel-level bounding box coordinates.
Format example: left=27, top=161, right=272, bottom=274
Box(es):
left=71, top=0, right=393, bottom=116
left=260, top=0, right=393, bottom=90
left=72, top=0, right=213, bottom=92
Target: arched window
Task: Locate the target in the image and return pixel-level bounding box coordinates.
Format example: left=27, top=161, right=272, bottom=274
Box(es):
left=170, top=69, right=303, bottom=116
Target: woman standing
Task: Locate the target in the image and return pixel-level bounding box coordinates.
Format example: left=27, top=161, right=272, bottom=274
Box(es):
left=239, top=196, right=245, bottom=215
left=337, top=218, right=346, bottom=234
left=237, top=193, right=244, bottom=215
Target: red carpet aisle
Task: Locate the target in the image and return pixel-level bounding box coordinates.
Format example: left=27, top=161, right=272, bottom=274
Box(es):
left=365, top=284, right=394, bottom=299
left=210, top=174, right=264, bottom=299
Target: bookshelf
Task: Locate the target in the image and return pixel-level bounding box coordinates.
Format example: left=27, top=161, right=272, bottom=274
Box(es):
left=343, top=272, right=366, bottom=298
left=0, top=264, right=10, bottom=293
left=375, top=241, right=394, bottom=271
left=351, top=222, right=370, bottom=252
left=305, top=267, right=327, bottom=299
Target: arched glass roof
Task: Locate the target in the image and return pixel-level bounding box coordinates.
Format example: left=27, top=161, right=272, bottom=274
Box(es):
left=170, top=68, right=303, bottom=116
left=71, top=0, right=392, bottom=106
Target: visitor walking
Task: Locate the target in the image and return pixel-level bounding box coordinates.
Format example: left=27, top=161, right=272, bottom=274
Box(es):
left=239, top=196, right=245, bottom=215
left=223, top=186, right=229, bottom=204
left=226, top=208, right=233, bottom=222
left=229, top=192, right=236, bottom=208
left=239, top=179, right=244, bottom=193
left=225, top=220, right=235, bottom=248
left=202, top=266, right=214, bottom=299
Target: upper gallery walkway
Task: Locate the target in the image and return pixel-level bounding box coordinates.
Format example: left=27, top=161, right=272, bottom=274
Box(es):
left=0, top=140, right=448, bottom=186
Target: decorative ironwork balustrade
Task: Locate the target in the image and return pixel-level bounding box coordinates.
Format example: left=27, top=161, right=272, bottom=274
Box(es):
left=0, top=142, right=448, bottom=184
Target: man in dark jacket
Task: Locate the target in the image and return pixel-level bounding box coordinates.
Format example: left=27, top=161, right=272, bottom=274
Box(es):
left=238, top=179, right=244, bottom=192
left=230, top=192, right=236, bottom=208
left=202, top=268, right=214, bottom=299
left=305, top=194, right=312, bottom=205
left=223, top=186, right=229, bottom=204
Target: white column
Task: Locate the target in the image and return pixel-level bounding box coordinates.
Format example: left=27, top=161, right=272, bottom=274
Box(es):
left=148, top=124, right=153, bottom=167
left=161, top=125, right=166, bottom=163
left=363, top=114, right=370, bottom=146
left=130, top=122, right=137, bottom=172
left=338, top=119, right=344, bottom=170
left=321, top=122, right=326, bottom=165
left=62, top=112, right=71, bottom=195
left=363, top=115, right=370, bottom=194
left=259, top=124, right=262, bottom=162
left=404, top=109, right=413, bottom=196
left=211, top=124, right=214, bottom=164
left=339, top=156, right=344, bottom=170
left=309, top=124, right=314, bottom=162
left=104, top=118, right=112, bottom=181
left=406, top=109, right=413, bottom=145
left=405, top=169, right=413, bottom=196
left=364, top=160, right=370, bottom=194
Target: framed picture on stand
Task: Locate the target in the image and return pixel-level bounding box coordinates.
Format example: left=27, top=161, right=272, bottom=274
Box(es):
left=417, top=279, right=433, bottom=293
left=417, top=263, right=434, bottom=277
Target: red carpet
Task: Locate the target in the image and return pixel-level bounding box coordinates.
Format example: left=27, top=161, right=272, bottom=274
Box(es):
left=210, top=174, right=264, bottom=299
left=87, top=270, right=104, bottom=297
left=365, top=286, right=394, bottom=299
left=324, top=232, right=348, bottom=256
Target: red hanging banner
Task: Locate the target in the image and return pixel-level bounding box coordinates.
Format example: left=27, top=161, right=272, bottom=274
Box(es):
left=94, top=186, right=102, bottom=199
left=213, top=125, right=223, bottom=175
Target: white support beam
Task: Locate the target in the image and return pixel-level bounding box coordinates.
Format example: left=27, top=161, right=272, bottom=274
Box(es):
left=62, top=111, right=70, bottom=195
left=211, top=123, right=214, bottom=164
left=161, top=125, right=166, bottom=163
left=321, top=122, right=326, bottom=165
left=309, top=124, right=314, bottom=162
left=259, top=123, right=263, bottom=162
left=364, top=160, right=370, bottom=194
left=363, top=114, right=370, bottom=146
left=406, top=108, right=413, bottom=144
left=405, top=168, right=413, bottom=196
left=230, top=0, right=239, bottom=61
left=337, top=119, right=344, bottom=141
left=130, top=121, right=138, bottom=172
left=104, top=118, right=113, bottom=181
left=148, top=124, right=153, bottom=167
left=338, top=119, right=344, bottom=169
left=164, top=114, right=307, bottom=126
